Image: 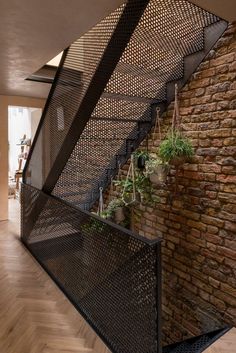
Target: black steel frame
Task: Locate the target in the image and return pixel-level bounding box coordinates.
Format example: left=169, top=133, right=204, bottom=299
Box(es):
left=20, top=1, right=229, bottom=353
left=21, top=183, right=163, bottom=353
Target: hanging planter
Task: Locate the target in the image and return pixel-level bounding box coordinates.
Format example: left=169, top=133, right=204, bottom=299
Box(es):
left=104, top=198, right=125, bottom=224
left=170, top=155, right=188, bottom=167
left=145, top=157, right=169, bottom=185
left=142, top=106, right=170, bottom=185
left=158, top=84, right=194, bottom=167
left=114, top=206, right=126, bottom=223
left=134, top=150, right=149, bottom=170
left=150, top=164, right=169, bottom=184
left=159, top=130, right=194, bottom=167
left=159, top=130, right=194, bottom=166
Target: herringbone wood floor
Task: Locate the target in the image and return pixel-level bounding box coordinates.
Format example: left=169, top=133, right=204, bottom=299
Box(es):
left=1, top=200, right=235, bottom=352
left=0, top=199, right=111, bottom=353
left=203, top=328, right=236, bottom=353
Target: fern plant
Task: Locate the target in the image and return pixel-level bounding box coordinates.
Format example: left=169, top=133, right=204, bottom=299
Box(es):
left=159, top=130, right=194, bottom=165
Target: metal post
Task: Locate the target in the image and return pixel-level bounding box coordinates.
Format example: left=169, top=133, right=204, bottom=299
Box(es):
left=156, top=242, right=162, bottom=353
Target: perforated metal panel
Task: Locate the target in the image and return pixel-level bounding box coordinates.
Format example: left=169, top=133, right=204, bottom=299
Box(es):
left=23, top=0, right=225, bottom=211
left=21, top=183, right=162, bottom=353
left=24, top=3, right=126, bottom=190
left=52, top=0, right=221, bottom=210
left=163, top=327, right=230, bottom=353
left=21, top=1, right=229, bottom=351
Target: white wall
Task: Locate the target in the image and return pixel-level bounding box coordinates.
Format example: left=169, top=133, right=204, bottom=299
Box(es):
left=30, top=109, right=42, bottom=140
left=0, top=96, right=45, bottom=221
left=8, top=106, right=42, bottom=178
left=8, top=107, right=31, bottom=176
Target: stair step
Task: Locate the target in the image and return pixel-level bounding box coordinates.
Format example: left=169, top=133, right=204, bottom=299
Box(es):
left=163, top=327, right=231, bottom=353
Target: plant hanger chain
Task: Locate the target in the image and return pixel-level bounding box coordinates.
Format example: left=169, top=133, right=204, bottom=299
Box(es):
left=122, top=154, right=136, bottom=206
left=172, top=83, right=181, bottom=133
left=97, top=186, right=104, bottom=216
left=146, top=106, right=161, bottom=154
left=153, top=106, right=162, bottom=144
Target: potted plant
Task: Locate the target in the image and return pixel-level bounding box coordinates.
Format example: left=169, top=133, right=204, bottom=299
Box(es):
left=106, top=198, right=125, bottom=223
left=134, top=150, right=149, bottom=170
left=145, top=156, right=169, bottom=185
left=81, top=214, right=109, bottom=235
left=159, top=130, right=194, bottom=166
left=137, top=172, right=160, bottom=204
left=114, top=178, right=135, bottom=204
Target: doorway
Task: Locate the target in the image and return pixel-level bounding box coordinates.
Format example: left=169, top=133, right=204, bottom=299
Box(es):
left=8, top=106, right=42, bottom=203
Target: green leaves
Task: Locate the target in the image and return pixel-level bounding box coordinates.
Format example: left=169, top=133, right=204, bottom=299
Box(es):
left=159, top=130, right=194, bottom=163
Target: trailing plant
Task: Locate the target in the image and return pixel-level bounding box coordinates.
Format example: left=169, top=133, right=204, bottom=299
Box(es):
left=145, top=157, right=168, bottom=175
left=114, top=178, right=133, bottom=194
left=136, top=172, right=160, bottom=204
left=133, top=149, right=149, bottom=159
left=105, top=197, right=125, bottom=218
left=114, top=173, right=159, bottom=205
left=144, top=155, right=169, bottom=185
left=81, top=214, right=109, bottom=234
left=158, top=130, right=194, bottom=165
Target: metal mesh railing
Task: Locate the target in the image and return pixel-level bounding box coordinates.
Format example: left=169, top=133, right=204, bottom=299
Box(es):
left=20, top=1, right=228, bottom=352
left=21, top=183, right=162, bottom=353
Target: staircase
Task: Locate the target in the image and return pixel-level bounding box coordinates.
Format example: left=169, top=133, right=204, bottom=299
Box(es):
left=163, top=328, right=231, bottom=353
left=23, top=0, right=227, bottom=211
left=21, top=1, right=228, bottom=353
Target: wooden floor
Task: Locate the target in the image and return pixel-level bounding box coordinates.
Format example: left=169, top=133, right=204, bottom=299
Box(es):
left=1, top=200, right=235, bottom=353
left=204, top=328, right=236, bottom=353
left=0, top=199, right=111, bottom=353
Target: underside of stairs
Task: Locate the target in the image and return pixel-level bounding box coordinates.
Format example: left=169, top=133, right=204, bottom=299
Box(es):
left=21, top=1, right=229, bottom=353
left=23, top=0, right=227, bottom=211
left=163, top=327, right=231, bottom=353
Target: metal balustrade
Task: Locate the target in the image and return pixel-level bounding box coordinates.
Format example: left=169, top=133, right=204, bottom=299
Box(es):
left=21, top=183, right=162, bottom=353
left=21, top=1, right=229, bottom=351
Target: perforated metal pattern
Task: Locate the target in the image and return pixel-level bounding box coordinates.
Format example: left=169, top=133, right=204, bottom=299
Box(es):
left=51, top=0, right=220, bottom=209
left=24, top=0, right=223, bottom=210
left=21, top=183, right=161, bottom=353
left=24, top=4, right=125, bottom=189
left=163, top=328, right=230, bottom=353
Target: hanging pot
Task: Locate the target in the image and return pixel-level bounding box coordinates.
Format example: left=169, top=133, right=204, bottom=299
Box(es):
left=137, top=155, right=147, bottom=169
left=114, top=207, right=125, bottom=223
left=135, top=192, right=141, bottom=204
left=149, top=164, right=169, bottom=185
left=123, top=193, right=132, bottom=205
left=170, top=156, right=187, bottom=166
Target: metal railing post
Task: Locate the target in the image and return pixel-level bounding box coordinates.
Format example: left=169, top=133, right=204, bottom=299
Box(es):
left=156, top=242, right=162, bottom=353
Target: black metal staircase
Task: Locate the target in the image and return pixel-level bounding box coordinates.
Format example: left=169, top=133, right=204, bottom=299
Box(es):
left=163, top=327, right=231, bottom=353
left=21, top=1, right=228, bottom=352
left=23, top=0, right=227, bottom=211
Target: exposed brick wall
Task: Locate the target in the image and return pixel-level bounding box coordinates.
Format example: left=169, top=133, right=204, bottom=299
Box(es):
left=105, top=22, right=236, bottom=344
left=139, top=22, right=236, bottom=344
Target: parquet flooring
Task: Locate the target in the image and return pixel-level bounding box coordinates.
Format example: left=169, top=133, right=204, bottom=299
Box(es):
left=204, top=328, right=236, bottom=353
left=0, top=199, right=111, bottom=353
left=1, top=200, right=235, bottom=353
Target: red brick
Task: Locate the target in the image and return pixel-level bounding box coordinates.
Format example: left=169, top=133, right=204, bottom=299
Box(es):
left=209, top=296, right=227, bottom=311
left=205, top=233, right=222, bottom=245
left=217, top=246, right=236, bottom=261
left=201, top=215, right=224, bottom=228
left=217, top=175, right=236, bottom=183
left=209, top=277, right=220, bottom=289
left=187, top=220, right=207, bottom=232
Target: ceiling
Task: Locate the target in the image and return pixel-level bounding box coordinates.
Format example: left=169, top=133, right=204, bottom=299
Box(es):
left=190, top=0, right=236, bottom=22
left=0, top=0, right=234, bottom=99
left=0, top=0, right=125, bottom=98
